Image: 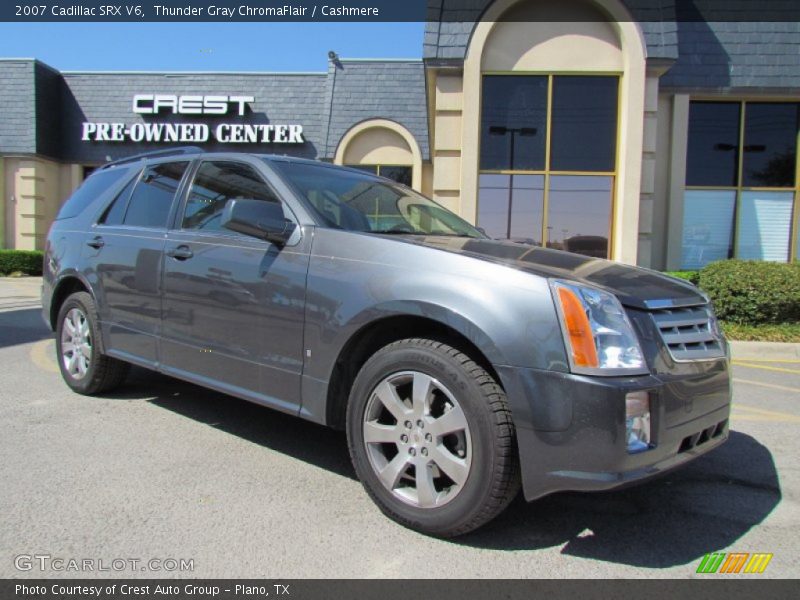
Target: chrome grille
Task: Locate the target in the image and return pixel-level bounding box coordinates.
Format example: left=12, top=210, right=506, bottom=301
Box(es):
left=651, top=305, right=725, bottom=361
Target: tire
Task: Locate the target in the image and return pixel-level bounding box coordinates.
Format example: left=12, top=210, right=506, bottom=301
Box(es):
left=346, top=338, right=520, bottom=537
left=55, top=291, right=129, bottom=395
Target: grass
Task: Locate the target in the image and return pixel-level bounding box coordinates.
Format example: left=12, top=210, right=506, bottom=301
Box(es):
left=720, top=321, right=800, bottom=343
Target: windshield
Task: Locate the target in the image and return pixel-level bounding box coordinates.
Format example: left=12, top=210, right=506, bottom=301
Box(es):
left=270, top=160, right=484, bottom=238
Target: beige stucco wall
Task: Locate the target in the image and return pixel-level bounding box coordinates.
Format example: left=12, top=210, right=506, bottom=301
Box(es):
left=665, top=95, right=690, bottom=270
left=648, top=92, right=674, bottom=270
left=334, top=119, right=423, bottom=191
left=2, top=156, right=82, bottom=250
left=480, top=15, right=623, bottom=72
left=430, top=73, right=464, bottom=214
left=340, top=128, right=411, bottom=166
left=421, top=162, right=434, bottom=197
left=429, top=0, right=647, bottom=265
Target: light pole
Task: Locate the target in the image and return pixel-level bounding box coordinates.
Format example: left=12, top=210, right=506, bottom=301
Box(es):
left=489, top=126, right=537, bottom=239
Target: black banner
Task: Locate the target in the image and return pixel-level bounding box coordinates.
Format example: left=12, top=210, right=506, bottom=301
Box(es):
left=3, top=580, right=798, bottom=600
left=2, top=0, right=800, bottom=23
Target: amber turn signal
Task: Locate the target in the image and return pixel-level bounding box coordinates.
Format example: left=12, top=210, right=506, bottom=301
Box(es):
left=556, top=286, right=599, bottom=368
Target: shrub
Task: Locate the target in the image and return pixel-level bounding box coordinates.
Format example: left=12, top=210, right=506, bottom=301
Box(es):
left=663, top=270, right=700, bottom=285
left=698, top=260, right=800, bottom=325
left=0, top=250, right=44, bottom=276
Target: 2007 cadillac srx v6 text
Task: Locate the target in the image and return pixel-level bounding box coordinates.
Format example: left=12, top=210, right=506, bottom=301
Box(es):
left=42, top=148, right=731, bottom=536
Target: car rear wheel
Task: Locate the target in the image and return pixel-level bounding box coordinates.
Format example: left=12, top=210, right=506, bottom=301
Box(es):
left=346, top=338, right=520, bottom=537
left=55, top=291, right=129, bottom=395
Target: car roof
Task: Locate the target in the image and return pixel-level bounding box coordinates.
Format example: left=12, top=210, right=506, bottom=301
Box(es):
left=98, top=146, right=390, bottom=179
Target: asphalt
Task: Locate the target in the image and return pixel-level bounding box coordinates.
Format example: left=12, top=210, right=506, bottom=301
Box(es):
left=0, top=277, right=797, bottom=578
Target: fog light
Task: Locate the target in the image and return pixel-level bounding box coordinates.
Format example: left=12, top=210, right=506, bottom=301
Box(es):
left=626, top=391, right=651, bottom=453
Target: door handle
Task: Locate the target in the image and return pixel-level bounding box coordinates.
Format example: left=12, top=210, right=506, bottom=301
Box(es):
left=86, top=236, right=104, bottom=249
left=166, top=245, right=194, bottom=260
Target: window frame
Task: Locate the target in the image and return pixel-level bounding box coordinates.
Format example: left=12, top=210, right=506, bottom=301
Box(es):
left=174, top=158, right=296, bottom=240
left=478, top=72, right=621, bottom=255
left=94, top=158, right=192, bottom=231
left=684, top=99, right=800, bottom=263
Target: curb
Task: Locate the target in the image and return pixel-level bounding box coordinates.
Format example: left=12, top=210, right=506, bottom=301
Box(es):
left=730, top=341, right=800, bottom=361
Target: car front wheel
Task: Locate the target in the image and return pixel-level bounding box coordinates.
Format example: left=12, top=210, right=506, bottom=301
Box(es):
left=346, top=338, right=520, bottom=537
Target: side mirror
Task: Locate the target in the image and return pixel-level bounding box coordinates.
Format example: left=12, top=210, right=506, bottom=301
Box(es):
left=221, top=199, right=297, bottom=246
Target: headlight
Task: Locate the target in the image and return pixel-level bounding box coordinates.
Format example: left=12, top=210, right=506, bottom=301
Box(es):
left=550, top=279, right=647, bottom=376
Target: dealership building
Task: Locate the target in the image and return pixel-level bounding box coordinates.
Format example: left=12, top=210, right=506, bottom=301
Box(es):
left=2, top=0, right=800, bottom=270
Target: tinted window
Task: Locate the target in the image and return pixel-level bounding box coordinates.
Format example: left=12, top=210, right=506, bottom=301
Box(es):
left=547, top=175, right=612, bottom=258
left=686, top=102, right=741, bottom=186
left=272, top=161, right=482, bottom=238
left=344, top=165, right=412, bottom=186
left=550, top=76, right=618, bottom=172
left=743, top=103, right=799, bottom=187
left=123, top=162, right=188, bottom=228
left=99, top=172, right=139, bottom=226
left=477, top=174, right=544, bottom=243
left=55, top=168, right=128, bottom=220
left=380, top=166, right=413, bottom=186
left=480, top=75, right=547, bottom=171
left=348, top=165, right=379, bottom=175
left=182, top=161, right=281, bottom=233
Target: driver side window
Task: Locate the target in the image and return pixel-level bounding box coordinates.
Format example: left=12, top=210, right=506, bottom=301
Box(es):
left=182, top=161, right=282, bottom=233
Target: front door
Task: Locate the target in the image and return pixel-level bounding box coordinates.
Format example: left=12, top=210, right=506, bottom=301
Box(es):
left=160, top=159, right=309, bottom=414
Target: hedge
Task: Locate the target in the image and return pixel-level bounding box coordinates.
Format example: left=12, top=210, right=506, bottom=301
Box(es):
left=697, top=260, right=800, bottom=325
left=0, top=250, right=44, bottom=276
left=663, top=270, right=700, bottom=285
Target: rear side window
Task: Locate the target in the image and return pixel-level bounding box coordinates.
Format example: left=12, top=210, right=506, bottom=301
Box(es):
left=123, top=161, right=189, bottom=228
left=55, top=168, right=128, bottom=220
left=99, top=172, right=139, bottom=226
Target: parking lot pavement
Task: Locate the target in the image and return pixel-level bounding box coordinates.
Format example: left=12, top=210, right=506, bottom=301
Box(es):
left=0, top=278, right=797, bottom=578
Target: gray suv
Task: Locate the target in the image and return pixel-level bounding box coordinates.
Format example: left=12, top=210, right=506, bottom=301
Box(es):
left=42, top=148, right=731, bottom=537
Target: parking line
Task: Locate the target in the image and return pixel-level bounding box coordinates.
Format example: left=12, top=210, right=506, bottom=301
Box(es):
left=732, top=361, right=800, bottom=375
left=733, top=378, right=800, bottom=394
left=731, top=358, right=800, bottom=364
left=733, top=403, right=800, bottom=423
left=29, top=339, right=58, bottom=374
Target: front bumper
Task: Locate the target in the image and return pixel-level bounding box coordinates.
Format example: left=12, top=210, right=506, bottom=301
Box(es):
left=495, top=359, right=731, bottom=501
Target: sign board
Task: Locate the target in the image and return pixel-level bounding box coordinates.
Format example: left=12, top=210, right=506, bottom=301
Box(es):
left=81, top=94, right=304, bottom=144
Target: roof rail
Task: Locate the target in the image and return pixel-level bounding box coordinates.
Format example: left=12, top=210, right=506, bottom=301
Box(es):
left=100, top=146, right=204, bottom=170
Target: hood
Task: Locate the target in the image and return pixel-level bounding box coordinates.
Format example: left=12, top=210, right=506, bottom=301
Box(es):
left=392, top=236, right=707, bottom=310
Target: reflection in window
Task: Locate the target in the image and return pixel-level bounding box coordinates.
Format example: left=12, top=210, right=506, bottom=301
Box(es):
left=684, top=101, right=799, bottom=266
left=123, top=162, right=188, bottom=228
left=681, top=190, right=736, bottom=269
left=736, top=191, right=794, bottom=261
left=686, top=102, right=741, bottom=187
left=547, top=176, right=612, bottom=259
left=478, top=75, right=619, bottom=259
left=743, top=103, right=799, bottom=187
left=100, top=173, right=138, bottom=226
left=344, top=164, right=413, bottom=187
left=477, top=174, right=544, bottom=244
left=480, top=76, right=547, bottom=171
left=550, top=76, right=618, bottom=172
left=182, top=161, right=280, bottom=233
left=273, top=161, right=481, bottom=237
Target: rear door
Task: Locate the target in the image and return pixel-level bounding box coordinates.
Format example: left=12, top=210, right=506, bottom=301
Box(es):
left=160, top=158, right=309, bottom=414
left=84, top=160, right=190, bottom=365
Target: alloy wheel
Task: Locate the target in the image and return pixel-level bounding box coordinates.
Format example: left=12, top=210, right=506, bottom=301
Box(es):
left=362, top=370, right=472, bottom=508
left=61, top=308, right=92, bottom=380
